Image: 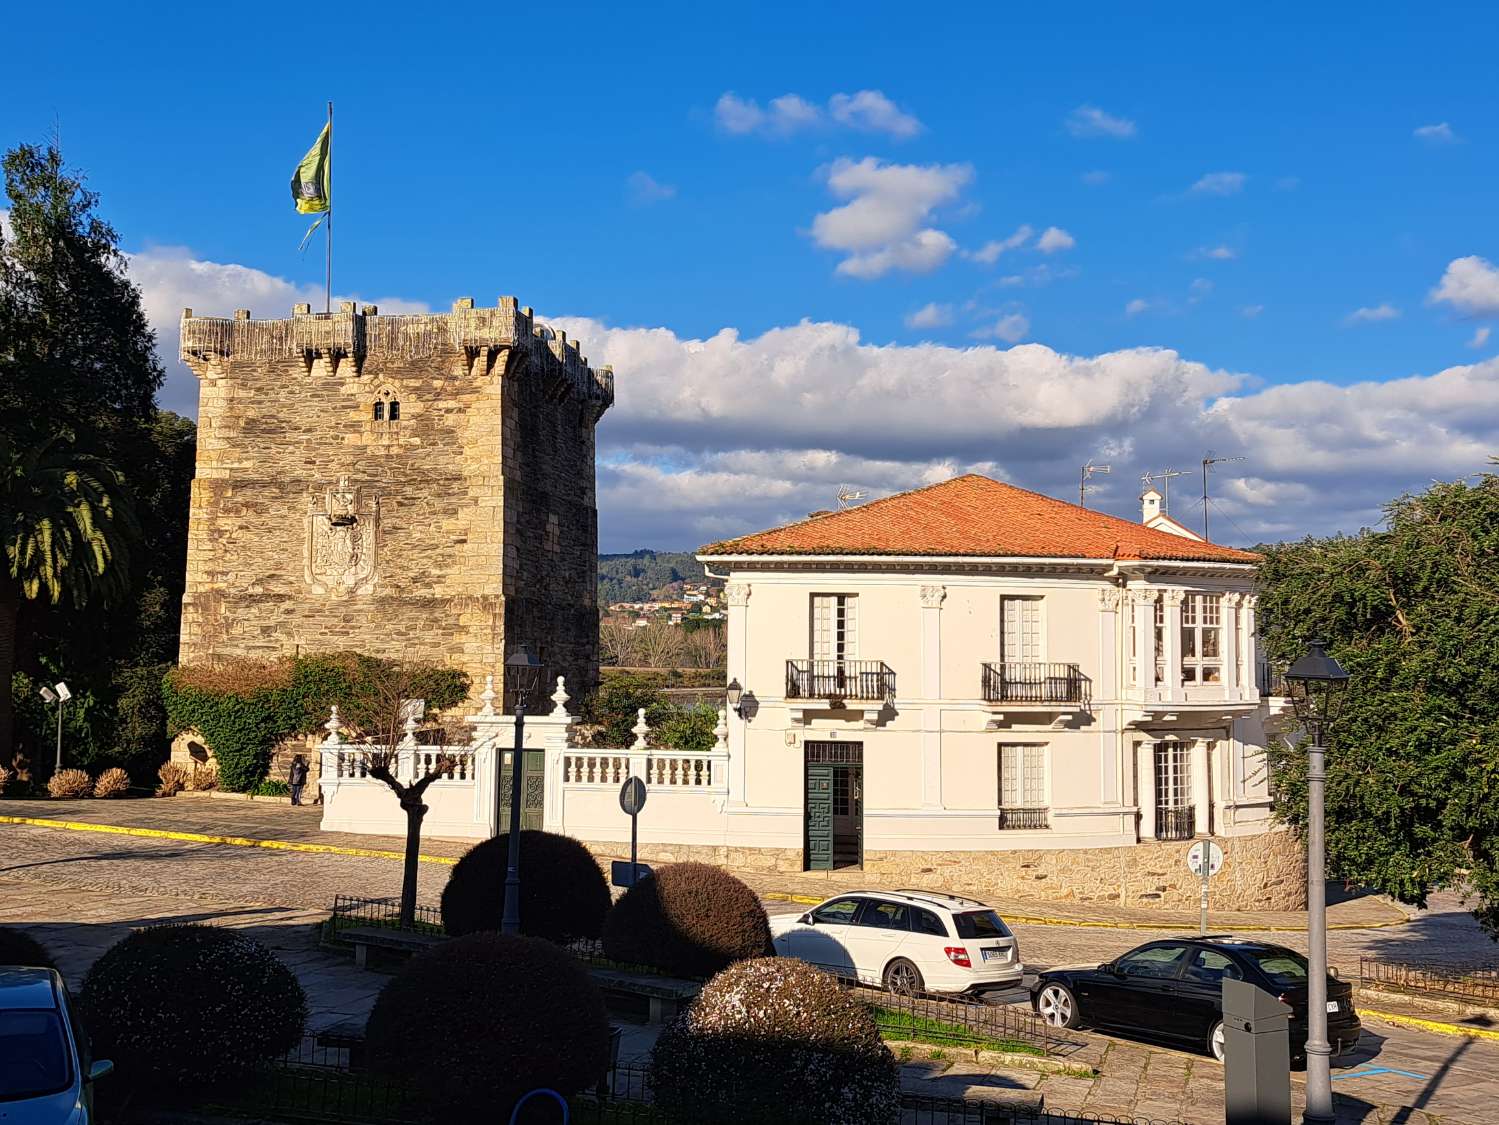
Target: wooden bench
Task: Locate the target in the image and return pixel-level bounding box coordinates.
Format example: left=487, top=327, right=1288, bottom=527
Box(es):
left=587, top=966, right=701, bottom=1024
left=340, top=925, right=447, bottom=969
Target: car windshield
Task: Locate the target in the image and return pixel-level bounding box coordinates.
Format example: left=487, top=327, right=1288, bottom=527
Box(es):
left=0, top=1009, right=72, bottom=1101
left=953, top=910, right=1011, bottom=939
left=1250, top=949, right=1310, bottom=988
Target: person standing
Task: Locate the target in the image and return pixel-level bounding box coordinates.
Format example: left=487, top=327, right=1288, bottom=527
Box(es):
left=288, top=755, right=309, bottom=806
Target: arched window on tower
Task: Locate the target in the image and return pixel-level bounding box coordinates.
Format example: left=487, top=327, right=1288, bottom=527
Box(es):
left=388, top=399, right=401, bottom=421
left=372, top=401, right=384, bottom=421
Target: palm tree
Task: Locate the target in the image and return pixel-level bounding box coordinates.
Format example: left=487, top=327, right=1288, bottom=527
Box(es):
left=0, top=435, right=138, bottom=757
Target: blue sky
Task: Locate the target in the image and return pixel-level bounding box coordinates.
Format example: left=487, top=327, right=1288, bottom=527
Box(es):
left=5, top=2, right=1499, bottom=550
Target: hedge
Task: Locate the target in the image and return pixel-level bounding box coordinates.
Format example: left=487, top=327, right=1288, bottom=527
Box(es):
left=602, top=863, right=772, bottom=977
left=441, top=831, right=610, bottom=941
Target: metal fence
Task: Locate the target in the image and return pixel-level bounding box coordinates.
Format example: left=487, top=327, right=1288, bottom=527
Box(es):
left=981, top=662, right=1091, bottom=707
left=328, top=894, right=444, bottom=935
left=786, top=659, right=897, bottom=703
left=1359, top=957, right=1499, bottom=1006
left=1153, top=806, right=1195, bottom=841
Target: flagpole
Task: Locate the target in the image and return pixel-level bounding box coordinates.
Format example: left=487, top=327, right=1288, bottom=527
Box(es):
left=325, top=100, right=333, bottom=314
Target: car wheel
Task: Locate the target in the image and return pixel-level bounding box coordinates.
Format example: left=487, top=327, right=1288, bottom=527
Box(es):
left=1036, top=983, right=1080, bottom=1028
left=1208, top=1019, right=1225, bottom=1062
left=883, top=958, right=924, bottom=995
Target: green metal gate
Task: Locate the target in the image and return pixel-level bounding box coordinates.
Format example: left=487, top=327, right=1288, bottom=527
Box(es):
left=805, top=741, right=863, bottom=871
left=805, top=763, right=834, bottom=870
left=498, top=748, right=545, bottom=831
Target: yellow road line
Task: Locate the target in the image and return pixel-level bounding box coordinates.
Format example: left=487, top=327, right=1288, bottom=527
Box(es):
left=0, top=815, right=459, bottom=866
left=1361, top=1008, right=1499, bottom=1042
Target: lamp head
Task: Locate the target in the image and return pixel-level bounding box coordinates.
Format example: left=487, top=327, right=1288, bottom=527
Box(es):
left=504, top=645, right=544, bottom=697
left=39, top=687, right=57, bottom=704
left=725, top=678, right=743, bottom=714
left=1285, top=639, right=1350, bottom=735
left=54, top=682, right=71, bottom=702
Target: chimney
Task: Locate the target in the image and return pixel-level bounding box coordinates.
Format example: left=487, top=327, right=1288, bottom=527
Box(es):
left=1141, top=488, right=1163, bottom=524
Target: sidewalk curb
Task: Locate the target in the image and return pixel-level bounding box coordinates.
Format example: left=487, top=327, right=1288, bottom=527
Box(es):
left=761, top=892, right=1409, bottom=932
left=0, top=815, right=460, bottom=866
left=1361, top=1008, right=1499, bottom=1042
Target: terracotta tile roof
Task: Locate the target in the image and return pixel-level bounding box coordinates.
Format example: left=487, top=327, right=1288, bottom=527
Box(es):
left=700, top=474, right=1260, bottom=564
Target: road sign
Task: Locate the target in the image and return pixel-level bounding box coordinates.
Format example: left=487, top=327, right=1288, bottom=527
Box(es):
left=611, top=860, right=654, bottom=888
left=1188, top=840, right=1225, bottom=877
left=619, top=776, right=647, bottom=816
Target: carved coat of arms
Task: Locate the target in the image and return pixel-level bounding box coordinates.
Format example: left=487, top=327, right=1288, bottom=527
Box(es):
left=306, top=476, right=379, bottom=594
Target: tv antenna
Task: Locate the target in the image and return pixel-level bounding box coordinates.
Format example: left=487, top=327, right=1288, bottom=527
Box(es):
left=1141, top=468, right=1189, bottom=513
left=1201, top=452, right=1247, bottom=539
left=1079, top=461, right=1111, bottom=507
left=835, top=485, right=867, bottom=510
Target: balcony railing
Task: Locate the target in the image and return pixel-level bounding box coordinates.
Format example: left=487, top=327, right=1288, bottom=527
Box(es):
left=997, top=807, right=1050, bottom=830
left=1256, top=660, right=1289, bottom=698
left=1155, top=805, right=1196, bottom=841
left=981, top=662, right=1090, bottom=706
left=786, top=660, right=896, bottom=703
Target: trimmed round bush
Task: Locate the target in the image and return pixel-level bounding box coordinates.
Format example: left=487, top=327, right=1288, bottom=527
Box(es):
left=80, top=924, right=307, bottom=1091
left=93, top=767, right=131, bottom=798
left=47, top=768, right=93, bottom=798
left=365, top=932, right=610, bottom=1121
left=603, top=862, right=771, bottom=977
left=0, top=927, right=55, bottom=969
left=651, top=957, right=899, bottom=1125
left=441, top=831, right=609, bottom=941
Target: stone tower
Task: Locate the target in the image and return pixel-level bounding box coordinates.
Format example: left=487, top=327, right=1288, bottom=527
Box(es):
left=177, top=296, right=613, bottom=700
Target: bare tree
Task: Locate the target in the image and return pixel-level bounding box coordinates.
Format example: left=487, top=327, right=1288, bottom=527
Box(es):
left=353, top=668, right=458, bottom=929
left=636, top=621, right=686, bottom=669
left=600, top=616, right=640, bottom=667
left=686, top=625, right=727, bottom=670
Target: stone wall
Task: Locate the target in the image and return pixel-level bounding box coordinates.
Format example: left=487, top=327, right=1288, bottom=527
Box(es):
left=575, top=830, right=1308, bottom=912
left=177, top=297, right=610, bottom=703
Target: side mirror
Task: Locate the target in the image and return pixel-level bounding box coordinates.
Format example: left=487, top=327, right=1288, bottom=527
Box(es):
left=799, top=913, right=814, bottom=925
left=1104, top=962, right=1124, bottom=977
left=87, top=1059, right=114, bottom=1083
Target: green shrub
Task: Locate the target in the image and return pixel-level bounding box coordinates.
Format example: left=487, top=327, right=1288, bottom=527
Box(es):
left=0, top=927, right=55, bottom=968
left=47, top=768, right=93, bottom=798
left=250, top=778, right=291, bottom=797
left=441, top=831, right=609, bottom=941
left=650, top=957, right=899, bottom=1125
left=656, top=701, right=718, bottom=753
left=365, top=932, right=610, bottom=1122
left=603, top=862, right=771, bottom=977
left=583, top=672, right=675, bottom=748
left=79, top=924, right=307, bottom=1092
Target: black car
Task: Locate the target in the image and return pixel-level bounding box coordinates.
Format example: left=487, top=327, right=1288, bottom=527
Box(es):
left=1031, top=937, right=1361, bottom=1062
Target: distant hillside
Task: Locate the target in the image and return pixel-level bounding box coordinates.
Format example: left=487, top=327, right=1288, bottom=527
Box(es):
left=598, top=550, right=723, bottom=604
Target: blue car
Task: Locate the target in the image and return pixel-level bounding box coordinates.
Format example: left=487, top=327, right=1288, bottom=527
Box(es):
left=0, top=968, right=113, bottom=1123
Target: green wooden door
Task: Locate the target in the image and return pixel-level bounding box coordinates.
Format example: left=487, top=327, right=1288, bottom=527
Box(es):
left=805, top=762, right=834, bottom=871
left=499, top=748, right=545, bottom=831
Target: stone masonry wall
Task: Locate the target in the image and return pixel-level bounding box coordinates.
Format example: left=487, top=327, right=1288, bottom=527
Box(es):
left=177, top=299, right=609, bottom=705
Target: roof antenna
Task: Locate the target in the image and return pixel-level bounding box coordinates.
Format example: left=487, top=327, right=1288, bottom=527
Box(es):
left=1141, top=467, right=1189, bottom=514
left=836, top=485, right=867, bottom=511
left=1201, top=451, right=1247, bottom=539
left=1079, top=461, right=1111, bottom=507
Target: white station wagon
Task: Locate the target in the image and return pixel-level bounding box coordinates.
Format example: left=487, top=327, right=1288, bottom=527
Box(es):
left=770, top=890, right=1023, bottom=995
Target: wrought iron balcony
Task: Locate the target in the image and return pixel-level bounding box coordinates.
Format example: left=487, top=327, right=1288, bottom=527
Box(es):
left=786, top=660, right=896, bottom=703
left=1256, top=660, right=1289, bottom=698
left=981, top=662, right=1090, bottom=706
left=1155, top=805, right=1196, bottom=841
left=997, top=807, right=1050, bottom=830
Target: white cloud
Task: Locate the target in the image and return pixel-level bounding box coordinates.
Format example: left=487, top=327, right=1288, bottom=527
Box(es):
left=1191, top=244, right=1237, bottom=261
left=970, top=313, right=1030, bottom=343
left=996, top=263, right=1078, bottom=288
left=1188, top=278, right=1213, bottom=304
left=905, top=302, right=954, bottom=329
left=1430, top=255, right=1499, bottom=316
left=1344, top=303, right=1401, bottom=325
left=1036, top=226, right=1075, bottom=254
left=1081, top=170, right=1112, bottom=186
left=811, top=157, right=972, bottom=279
left=964, top=225, right=1033, bottom=264
left=715, top=90, right=921, bottom=139
left=1190, top=172, right=1246, bottom=196
left=1469, top=326, right=1491, bottom=349
left=1414, top=122, right=1461, bottom=144
left=626, top=171, right=676, bottom=205
left=1065, top=105, right=1136, bottom=139
left=1274, top=176, right=1300, bottom=191
left=1240, top=304, right=1265, bottom=319
left=1124, top=298, right=1151, bottom=317
left=828, top=90, right=923, bottom=139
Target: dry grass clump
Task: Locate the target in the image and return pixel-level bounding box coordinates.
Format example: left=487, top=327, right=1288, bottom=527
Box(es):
left=93, top=767, right=131, bottom=798
left=47, top=768, right=94, bottom=799
left=156, top=762, right=189, bottom=797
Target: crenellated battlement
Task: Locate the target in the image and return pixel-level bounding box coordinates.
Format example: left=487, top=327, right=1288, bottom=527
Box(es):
left=179, top=295, right=613, bottom=411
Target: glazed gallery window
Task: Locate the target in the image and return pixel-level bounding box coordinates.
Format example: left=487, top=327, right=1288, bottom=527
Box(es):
left=1000, top=596, right=1043, bottom=664
left=998, top=743, right=1047, bottom=828
left=811, top=594, right=858, bottom=663
left=1154, top=741, right=1191, bottom=809
left=1181, top=594, right=1223, bottom=683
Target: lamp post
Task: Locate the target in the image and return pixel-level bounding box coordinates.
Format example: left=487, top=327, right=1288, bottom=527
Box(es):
left=1284, top=639, right=1350, bottom=1125
left=38, top=682, right=71, bottom=772
left=500, top=646, right=543, bottom=936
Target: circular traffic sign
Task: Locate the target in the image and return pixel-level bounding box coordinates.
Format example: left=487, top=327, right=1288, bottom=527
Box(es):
left=1187, top=840, right=1225, bottom=877
left=619, top=776, right=647, bottom=816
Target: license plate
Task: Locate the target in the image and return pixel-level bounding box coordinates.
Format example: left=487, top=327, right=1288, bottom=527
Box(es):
left=1326, top=1001, right=1340, bottom=1013
left=981, top=947, right=1009, bottom=963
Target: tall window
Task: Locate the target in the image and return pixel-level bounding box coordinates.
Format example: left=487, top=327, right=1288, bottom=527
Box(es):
left=998, top=744, right=1048, bottom=829
left=1153, top=598, right=1165, bottom=685
left=811, top=594, right=857, bottom=664
left=1000, top=597, right=1043, bottom=664
left=1155, top=741, right=1191, bottom=808
left=1181, top=594, right=1223, bottom=683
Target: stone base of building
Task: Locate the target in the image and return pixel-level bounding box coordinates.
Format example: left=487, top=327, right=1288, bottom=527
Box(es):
left=577, top=830, right=1308, bottom=912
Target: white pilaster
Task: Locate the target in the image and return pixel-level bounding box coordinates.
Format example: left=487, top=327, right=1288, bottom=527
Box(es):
left=1161, top=589, right=1185, bottom=703
left=1136, top=740, right=1157, bottom=841
left=919, top=584, right=945, bottom=809
left=1242, top=594, right=1260, bottom=697
left=1097, top=588, right=1123, bottom=803
left=1191, top=737, right=1212, bottom=836
left=1221, top=592, right=1241, bottom=698
left=1132, top=590, right=1159, bottom=699
left=725, top=581, right=751, bottom=806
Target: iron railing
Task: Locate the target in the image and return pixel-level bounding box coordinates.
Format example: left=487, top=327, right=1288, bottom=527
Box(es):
left=981, top=662, right=1091, bottom=706
left=786, top=659, right=896, bottom=703
left=1257, top=659, right=1289, bottom=698
left=1359, top=958, right=1499, bottom=1006
left=328, top=894, right=444, bottom=936
left=1154, top=805, right=1196, bottom=841
left=998, top=807, right=1050, bottom=830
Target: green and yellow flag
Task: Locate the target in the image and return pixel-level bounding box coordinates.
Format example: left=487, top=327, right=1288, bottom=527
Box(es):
left=290, top=124, right=331, bottom=214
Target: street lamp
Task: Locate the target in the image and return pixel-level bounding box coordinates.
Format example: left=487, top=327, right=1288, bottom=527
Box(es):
left=725, top=678, right=744, bottom=717
left=38, top=682, right=71, bottom=772
left=1284, top=639, right=1350, bottom=1125
left=500, top=645, right=544, bottom=936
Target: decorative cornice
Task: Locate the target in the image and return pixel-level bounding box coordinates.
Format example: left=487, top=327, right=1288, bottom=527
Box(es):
left=725, top=582, right=752, bottom=607
left=919, top=584, right=947, bottom=608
